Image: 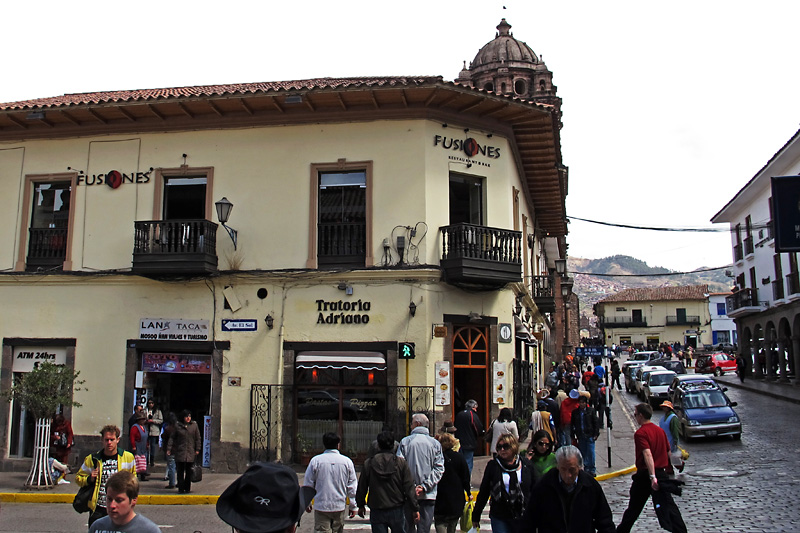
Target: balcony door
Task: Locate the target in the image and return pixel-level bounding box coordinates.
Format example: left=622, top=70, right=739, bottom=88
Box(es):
left=449, top=173, right=484, bottom=225
left=317, top=170, right=367, bottom=268
left=163, top=176, right=207, bottom=220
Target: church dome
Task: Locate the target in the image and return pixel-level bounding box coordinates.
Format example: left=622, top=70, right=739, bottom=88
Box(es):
left=471, top=19, right=539, bottom=69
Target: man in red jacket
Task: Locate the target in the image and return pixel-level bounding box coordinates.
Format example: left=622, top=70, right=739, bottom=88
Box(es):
left=617, top=404, right=686, bottom=533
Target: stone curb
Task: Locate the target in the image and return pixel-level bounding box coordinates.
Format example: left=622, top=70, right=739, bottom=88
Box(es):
left=595, top=465, right=635, bottom=481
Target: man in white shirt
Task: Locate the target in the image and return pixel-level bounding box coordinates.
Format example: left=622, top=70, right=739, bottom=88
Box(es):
left=303, top=432, right=358, bottom=533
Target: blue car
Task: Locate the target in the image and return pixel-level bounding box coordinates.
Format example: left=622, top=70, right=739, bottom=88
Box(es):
left=671, top=381, right=742, bottom=440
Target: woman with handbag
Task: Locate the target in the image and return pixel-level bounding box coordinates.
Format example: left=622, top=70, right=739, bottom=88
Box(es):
left=130, top=413, right=150, bottom=481
left=167, top=409, right=202, bottom=494
left=472, top=434, right=533, bottom=533
left=488, top=408, right=519, bottom=456
left=433, top=432, right=471, bottom=533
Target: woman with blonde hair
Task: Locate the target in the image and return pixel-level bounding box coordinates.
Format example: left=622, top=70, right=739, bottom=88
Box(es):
left=472, top=434, right=533, bottom=533
left=434, top=432, right=471, bottom=533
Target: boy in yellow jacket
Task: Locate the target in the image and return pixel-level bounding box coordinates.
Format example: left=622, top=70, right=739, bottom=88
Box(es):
left=75, top=425, right=136, bottom=527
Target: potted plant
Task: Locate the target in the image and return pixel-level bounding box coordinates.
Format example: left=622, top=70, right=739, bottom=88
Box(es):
left=2, top=361, right=84, bottom=488
left=296, top=434, right=314, bottom=466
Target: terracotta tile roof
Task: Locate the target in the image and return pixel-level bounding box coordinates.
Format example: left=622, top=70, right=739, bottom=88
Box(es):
left=598, top=284, right=709, bottom=303
left=0, top=76, right=445, bottom=110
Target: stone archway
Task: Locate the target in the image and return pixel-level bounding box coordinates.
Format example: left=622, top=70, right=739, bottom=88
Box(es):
left=740, top=326, right=753, bottom=377
left=778, top=317, right=792, bottom=381
left=753, top=324, right=765, bottom=378
left=764, top=322, right=778, bottom=380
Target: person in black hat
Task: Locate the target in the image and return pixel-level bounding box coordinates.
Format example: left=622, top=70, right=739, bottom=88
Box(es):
left=217, top=462, right=316, bottom=533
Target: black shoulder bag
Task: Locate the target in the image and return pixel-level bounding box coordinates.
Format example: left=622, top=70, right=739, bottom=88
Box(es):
left=73, top=454, right=97, bottom=513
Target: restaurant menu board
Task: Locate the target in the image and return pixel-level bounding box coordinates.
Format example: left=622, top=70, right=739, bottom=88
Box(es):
left=493, top=361, right=507, bottom=404
left=435, top=361, right=451, bottom=406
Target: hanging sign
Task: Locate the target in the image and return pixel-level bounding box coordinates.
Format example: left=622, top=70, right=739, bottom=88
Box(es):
left=435, top=361, right=451, bottom=406
left=139, top=318, right=209, bottom=341
left=142, top=353, right=211, bottom=374
left=492, top=361, right=507, bottom=404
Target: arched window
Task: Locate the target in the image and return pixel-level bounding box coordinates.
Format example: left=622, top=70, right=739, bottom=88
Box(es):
left=484, top=82, right=494, bottom=92
left=539, top=80, right=547, bottom=92
left=514, top=79, right=526, bottom=95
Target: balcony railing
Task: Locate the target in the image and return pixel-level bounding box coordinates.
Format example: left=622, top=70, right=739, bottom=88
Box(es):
left=773, top=278, right=785, bottom=301
left=725, top=288, right=760, bottom=316
left=666, top=315, right=701, bottom=326
left=318, top=222, right=366, bottom=268
left=744, top=236, right=754, bottom=256
left=733, top=243, right=743, bottom=262
left=440, top=223, right=521, bottom=287
left=598, top=316, right=647, bottom=327
left=132, top=220, right=218, bottom=275
left=786, top=272, right=800, bottom=296
left=26, top=227, right=68, bottom=271
left=531, top=274, right=555, bottom=313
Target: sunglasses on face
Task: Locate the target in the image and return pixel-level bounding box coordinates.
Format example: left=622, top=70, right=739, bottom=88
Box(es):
left=497, top=443, right=512, bottom=451
left=535, top=440, right=550, bottom=447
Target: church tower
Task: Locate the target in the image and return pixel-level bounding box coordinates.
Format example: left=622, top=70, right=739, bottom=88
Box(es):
left=456, top=19, right=561, bottom=119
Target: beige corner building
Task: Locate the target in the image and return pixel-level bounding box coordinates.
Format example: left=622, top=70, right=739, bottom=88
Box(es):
left=595, top=285, right=711, bottom=351
left=0, top=20, right=570, bottom=471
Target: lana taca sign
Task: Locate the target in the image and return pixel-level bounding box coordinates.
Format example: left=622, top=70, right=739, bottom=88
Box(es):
left=316, top=299, right=371, bottom=324
left=433, top=135, right=501, bottom=159
left=139, top=318, right=210, bottom=341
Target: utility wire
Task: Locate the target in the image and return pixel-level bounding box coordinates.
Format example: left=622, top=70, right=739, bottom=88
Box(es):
left=570, top=264, right=731, bottom=277
left=567, top=216, right=771, bottom=233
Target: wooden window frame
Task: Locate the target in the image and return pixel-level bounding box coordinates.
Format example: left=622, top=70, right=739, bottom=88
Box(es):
left=307, top=160, right=373, bottom=269
left=16, top=173, right=78, bottom=272
left=151, top=166, right=215, bottom=221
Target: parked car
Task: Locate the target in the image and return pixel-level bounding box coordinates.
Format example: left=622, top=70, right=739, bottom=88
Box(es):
left=667, top=374, right=725, bottom=402
left=695, top=352, right=738, bottom=376
left=623, top=361, right=646, bottom=392
left=634, top=365, right=662, bottom=399
left=643, top=370, right=677, bottom=406
left=649, top=358, right=687, bottom=374
left=671, top=380, right=741, bottom=440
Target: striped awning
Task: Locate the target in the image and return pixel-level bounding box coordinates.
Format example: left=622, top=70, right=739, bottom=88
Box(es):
left=296, top=351, right=386, bottom=370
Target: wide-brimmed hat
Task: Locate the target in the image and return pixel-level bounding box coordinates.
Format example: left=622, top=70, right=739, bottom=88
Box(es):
left=135, top=413, right=147, bottom=421
left=569, top=389, right=580, bottom=400
left=660, top=401, right=674, bottom=410
left=536, top=389, right=549, bottom=400
left=441, top=421, right=457, bottom=434
left=216, top=462, right=315, bottom=533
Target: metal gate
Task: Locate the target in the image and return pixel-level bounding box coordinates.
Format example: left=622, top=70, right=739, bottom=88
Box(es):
left=250, top=384, right=434, bottom=464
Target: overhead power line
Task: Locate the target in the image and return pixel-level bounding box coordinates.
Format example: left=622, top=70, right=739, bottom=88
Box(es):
left=571, top=265, right=731, bottom=277
left=567, top=216, right=771, bottom=233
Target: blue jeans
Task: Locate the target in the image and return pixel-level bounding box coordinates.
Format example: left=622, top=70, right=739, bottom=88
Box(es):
left=558, top=425, right=571, bottom=447
left=370, top=506, right=405, bottom=533
left=460, top=449, right=474, bottom=475
left=577, top=436, right=596, bottom=475
left=490, top=517, right=515, bottom=533
left=166, top=454, right=176, bottom=486
left=407, top=500, right=434, bottom=533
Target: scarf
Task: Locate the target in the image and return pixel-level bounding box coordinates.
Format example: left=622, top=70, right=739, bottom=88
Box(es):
left=493, top=455, right=525, bottom=519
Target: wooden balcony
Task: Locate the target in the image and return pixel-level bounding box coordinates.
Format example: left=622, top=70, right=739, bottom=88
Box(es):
left=132, top=220, right=218, bottom=276
left=531, top=274, right=556, bottom=313
left=598, top=316, right=647, bottom=328
left=440, top=223, right=521, bottom=288
left=666, top=315, right=701, bottom=326
left=318, top=222, right=366, bottom=269
left=26, top=227, right=67, bottom=271
left=725, top=288, right=762, bottom=318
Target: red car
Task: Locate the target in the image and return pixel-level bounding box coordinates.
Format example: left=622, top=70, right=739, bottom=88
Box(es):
left=695, top=352, right=737, bottom=376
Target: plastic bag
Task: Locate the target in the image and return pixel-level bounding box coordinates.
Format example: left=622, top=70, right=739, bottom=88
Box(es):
left=678, top=446, right=689, bottom=461
left=460, top=500, right=474, bottom=532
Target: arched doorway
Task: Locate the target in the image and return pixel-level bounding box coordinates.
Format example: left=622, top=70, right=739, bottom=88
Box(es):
left=451, top=325, right=490, bottom=454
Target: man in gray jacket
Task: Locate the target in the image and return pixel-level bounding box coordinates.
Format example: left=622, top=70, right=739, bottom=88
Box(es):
left=397, top=413, right=445, bottom=533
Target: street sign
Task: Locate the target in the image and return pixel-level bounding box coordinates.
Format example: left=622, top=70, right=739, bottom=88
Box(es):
left=499, top=323, right=513, bottom=343
left=576, top=346, right=604, bottom=357
left=221, top=319, right=258, bottom=332
left=399, top=342, right=415, bottom=359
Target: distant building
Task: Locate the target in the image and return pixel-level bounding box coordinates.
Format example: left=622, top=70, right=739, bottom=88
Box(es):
left=708, top=292, right=736, bottom=349
left=594, top=285, right=710, bottom=350
left=711, top=128, right=800, bottom=380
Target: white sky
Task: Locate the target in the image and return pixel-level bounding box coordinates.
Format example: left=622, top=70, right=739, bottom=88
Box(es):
left=4, top=1, right=800, bottom=273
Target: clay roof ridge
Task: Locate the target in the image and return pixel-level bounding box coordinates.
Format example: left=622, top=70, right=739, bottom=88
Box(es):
left=0, top=76, right=448, bottom=110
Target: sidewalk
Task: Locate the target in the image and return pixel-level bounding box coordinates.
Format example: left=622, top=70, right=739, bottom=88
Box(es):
left=8, top=372, right=797, bottom=505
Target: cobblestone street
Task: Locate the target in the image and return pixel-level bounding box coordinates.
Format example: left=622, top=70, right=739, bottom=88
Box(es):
left=610, top=382, right=800, bottom=532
